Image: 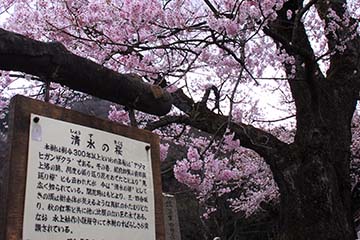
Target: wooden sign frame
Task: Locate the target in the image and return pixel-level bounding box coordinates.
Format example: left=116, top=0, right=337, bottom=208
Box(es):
left=4, top=95, right=165, bottom=240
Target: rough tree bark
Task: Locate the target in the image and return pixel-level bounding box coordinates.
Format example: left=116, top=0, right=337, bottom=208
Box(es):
left=0, top=28, right=173, bottom=116
left=263, top=1, right=359, bottom=239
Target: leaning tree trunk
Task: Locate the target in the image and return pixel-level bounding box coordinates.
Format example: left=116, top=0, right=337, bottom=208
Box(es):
left=272, top=80, right=358, bottom=239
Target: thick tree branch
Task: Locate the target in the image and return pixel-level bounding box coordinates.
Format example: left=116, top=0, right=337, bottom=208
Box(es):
left=189, top=104, right=288, bottom=167
left=145, top=115, right=190, bottom=131
left=170, top=89, right=288, bottom=167
left=315, top=1, right=360, bottom=92
left=264, top=0, right=328, bottom=135
left=0, top=28, right=173, bottom=116
left=262, top=27, right=312, bottom=60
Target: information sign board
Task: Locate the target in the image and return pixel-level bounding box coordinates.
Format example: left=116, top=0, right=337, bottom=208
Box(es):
left=4, top=95, right=164, bottom=240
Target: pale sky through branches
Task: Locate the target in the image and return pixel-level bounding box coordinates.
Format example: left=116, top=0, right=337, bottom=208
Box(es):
left=1, top=1, right=360, bottom=238
left=0, top=1, right=292, bottom=126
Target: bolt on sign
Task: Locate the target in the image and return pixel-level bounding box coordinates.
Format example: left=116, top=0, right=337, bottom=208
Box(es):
left=4, top=95, right=165, bottom=240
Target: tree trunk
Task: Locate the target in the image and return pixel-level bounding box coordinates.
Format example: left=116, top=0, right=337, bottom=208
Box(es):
left=274, top=97, right=357, bottom=239
left=277, top=149, right=354, bottom=239
left=262, top=1, right=360, bottom=238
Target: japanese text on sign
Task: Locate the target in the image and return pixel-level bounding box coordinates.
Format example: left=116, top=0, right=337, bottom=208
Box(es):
left=23, top=114, right=156, bottom=240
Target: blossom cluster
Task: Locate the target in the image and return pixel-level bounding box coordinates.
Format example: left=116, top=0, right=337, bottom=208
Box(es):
left=172, top=130, right=278, bottom=218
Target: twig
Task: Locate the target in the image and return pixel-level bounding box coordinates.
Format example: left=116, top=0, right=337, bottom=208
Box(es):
left=253, top=114, right=296, bottom=123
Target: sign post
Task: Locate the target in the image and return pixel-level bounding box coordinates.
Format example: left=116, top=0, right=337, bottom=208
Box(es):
left=163, top=194, right=181, bottom=240
left=4, top=95, right=165, bottom=240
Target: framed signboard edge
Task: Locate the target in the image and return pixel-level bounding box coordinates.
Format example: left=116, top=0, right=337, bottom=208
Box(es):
left=4, top=94, right=165, bottom=240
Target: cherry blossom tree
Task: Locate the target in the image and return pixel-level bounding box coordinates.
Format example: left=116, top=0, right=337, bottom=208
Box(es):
left=0, top=0, right=360, bottom=239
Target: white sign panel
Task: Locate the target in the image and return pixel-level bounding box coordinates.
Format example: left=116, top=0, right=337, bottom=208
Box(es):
left=23, top=114, right=156, bottom=240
